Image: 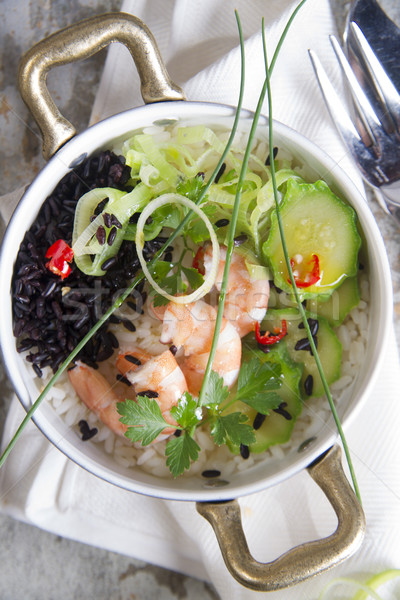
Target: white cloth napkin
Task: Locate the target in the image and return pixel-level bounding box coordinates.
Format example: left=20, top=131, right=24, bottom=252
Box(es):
left=1, top=1, right=400, bottom=598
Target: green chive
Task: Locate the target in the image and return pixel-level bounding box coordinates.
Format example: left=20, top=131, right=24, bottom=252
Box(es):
left=262, top=11, right=361, bottom=504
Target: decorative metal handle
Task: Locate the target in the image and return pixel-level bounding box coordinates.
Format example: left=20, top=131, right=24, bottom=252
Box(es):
left=196, top=446, right=365, bottom=591
left=18, top=12, right=185, bottom=160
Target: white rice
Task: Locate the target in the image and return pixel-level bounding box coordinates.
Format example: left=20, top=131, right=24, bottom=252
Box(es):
left=33, top=271, right=369, bottom=481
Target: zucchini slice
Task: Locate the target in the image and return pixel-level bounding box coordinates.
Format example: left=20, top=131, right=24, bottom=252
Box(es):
left=261, top=308, right=342, bottom=398
left=263, top=178, right=361, bottom=299
left=226, top=341, right=303, bottom=453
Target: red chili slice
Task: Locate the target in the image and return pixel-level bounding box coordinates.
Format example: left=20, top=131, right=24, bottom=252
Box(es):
left=288, top=254, right=320, bottom=288
left=255, top=320, right=287, bottom=345
left=45, top=239, right=74, bottom=280
left=192, top=246, right=205, bottom=276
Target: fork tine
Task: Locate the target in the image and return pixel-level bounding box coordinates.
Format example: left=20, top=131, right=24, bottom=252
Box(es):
left=349, top=22, right=400, bottom=134
left=308, top=49, right=363, bottom=149
left=329, top=35, right=383, bottom=149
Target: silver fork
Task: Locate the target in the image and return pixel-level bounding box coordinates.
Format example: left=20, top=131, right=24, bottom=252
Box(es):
left=309, top=21, right=400, bottom=225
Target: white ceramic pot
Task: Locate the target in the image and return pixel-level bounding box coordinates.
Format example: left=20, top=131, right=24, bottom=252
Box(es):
left=0, top=13, right=393, bottom=591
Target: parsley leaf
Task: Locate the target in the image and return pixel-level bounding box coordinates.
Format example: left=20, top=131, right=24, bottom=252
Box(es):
left=148, top=260, right=173, bottom=281
left=152, top=273, right=187, bottom=306
left=185, top=204, right=217, bottom=244
left=170, top=392, right=202, bottom=430
left=236, top=358, right=282, bottom=398
left=165, top=432, right=200, bottom=477
left=176, top=174, right=207, bottom=202
left=239, top=391, right=283, bottom=415
left=200, top=369, right=229, bottom=409
left=211, top=412, right=255, bottom=447
left=117, top=397, right=172, bottom=445
left=181, top=266, right=204, bottom=290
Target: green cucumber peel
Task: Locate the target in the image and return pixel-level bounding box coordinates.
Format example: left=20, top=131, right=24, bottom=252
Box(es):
left=262, top=13, right=361, bottom=503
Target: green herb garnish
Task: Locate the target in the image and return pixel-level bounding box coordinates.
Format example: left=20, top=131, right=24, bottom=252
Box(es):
left=119, top=360, right=282, bottom=477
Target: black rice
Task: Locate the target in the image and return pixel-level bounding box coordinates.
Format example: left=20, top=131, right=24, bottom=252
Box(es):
left=107, top=226, right=117, bottom=246
left=240, top=444, right=250, bottom=459
left=214, top=162, right=226, bottom=183
left=78, top=419, right=98, bottom=441
left=304, top=374, right=314, bottom=396
left=298, top=318, right=319, bottom=337
left=140, top=390, right=159, bottom=398
left=273, top=402, right=292, bottom=420
left=233, top=234, right=248, bottom=247
left=96, top=225, right=106, bottom=245
left=124, top=354, right=141, bottom=366
left=265, top=146, right=278, bottom=165
left=116, top=374, right=132, bottom=386
left=253, top=412, right=266, bottom=430
left=202, top=469, right=221, bottom=478
left=12, top=150, right=162, bottom=376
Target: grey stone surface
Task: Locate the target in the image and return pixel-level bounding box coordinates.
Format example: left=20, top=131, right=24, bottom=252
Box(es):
left=0, top=1, right=399, bottom=599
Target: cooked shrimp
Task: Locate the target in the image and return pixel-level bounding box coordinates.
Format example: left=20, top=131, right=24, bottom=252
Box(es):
left=124, top=349, right=188, bottom=429
left=68, top=361, right=127, bottom=437
left=203, top=244, right=270, bottom=337
left=159, top=300, right=241, bottom=395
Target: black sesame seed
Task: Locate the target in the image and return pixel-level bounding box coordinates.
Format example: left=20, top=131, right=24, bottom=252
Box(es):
left=215, top=218, right=230, bottom=228
left=169, top=345, right=178, bottom=356
left=202, top=469, right=221, bottom=478
left=174, top=429, right=182, bottom=437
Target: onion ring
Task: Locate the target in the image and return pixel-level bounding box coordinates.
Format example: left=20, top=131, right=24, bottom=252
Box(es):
left=136, top=193, right=220, bottom=304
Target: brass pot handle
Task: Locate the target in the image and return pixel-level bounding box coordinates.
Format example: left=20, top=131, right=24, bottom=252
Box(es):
left=196, top=446, right=365, bottom=591
left=18, top=12, right=185, bottom=160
